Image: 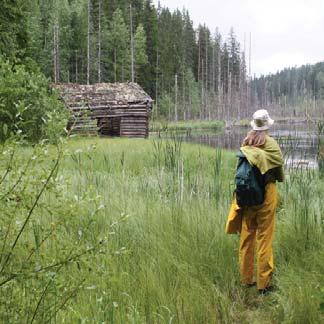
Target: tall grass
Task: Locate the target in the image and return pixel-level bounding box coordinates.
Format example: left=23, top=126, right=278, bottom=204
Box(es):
left=317, top=121, right=324, bottom=178
left=150, top=120, right=224, bottom=133
left=0, top=137, right=323, bottom=323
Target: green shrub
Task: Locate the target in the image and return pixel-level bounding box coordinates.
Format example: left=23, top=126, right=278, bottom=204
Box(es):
left=0, top=57, right=68, bottom=143
left=0, top=140, right=114, bottom=322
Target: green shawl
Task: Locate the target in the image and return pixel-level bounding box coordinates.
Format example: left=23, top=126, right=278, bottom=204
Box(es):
left=240, top=135, right=284, bottom=175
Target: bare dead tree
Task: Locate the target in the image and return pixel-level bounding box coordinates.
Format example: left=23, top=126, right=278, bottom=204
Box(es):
left=205, top=30, right=209, bottom=120
left=217, top=45, right=222, bottom=119
left=249, top=32, right=252, bottom=78
left=53, top=22, right=60, bottom=83
left=130, top=4, right=135, bottom=82
left=175, top=74, right=178, bottom=121
left=198, top=37, right=201, bottom=83
left=75, top=50, right=78, bottom=83
left=98, top=0, right=102, bottom=83
left=201, top=59, right=204, bottom=120
left=87, top=0, right=91, bottom=85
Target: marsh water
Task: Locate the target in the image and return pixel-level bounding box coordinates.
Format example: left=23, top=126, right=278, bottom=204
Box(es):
left=164, top=122, right=321, bottom=169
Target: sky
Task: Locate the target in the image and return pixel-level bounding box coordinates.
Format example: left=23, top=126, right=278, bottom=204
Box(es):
left=153, top=0, right=324, bottom=76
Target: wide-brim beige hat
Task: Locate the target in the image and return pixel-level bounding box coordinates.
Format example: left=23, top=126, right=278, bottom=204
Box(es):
left=250, top=109, right=274, bottom=131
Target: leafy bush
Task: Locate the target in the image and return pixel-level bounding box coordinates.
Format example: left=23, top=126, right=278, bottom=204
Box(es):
left=0, top=140, right=114, bottom=322
left=0, top=57, right=68, bottom=143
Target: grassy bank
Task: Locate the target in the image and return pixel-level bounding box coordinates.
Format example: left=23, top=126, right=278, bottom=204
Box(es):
left=0, top=137, right=323, bottom=323
left=150, top=120, right=224, bottom=133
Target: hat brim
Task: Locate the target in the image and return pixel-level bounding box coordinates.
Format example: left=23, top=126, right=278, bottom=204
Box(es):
left=251, top=118, right=274, bottom=131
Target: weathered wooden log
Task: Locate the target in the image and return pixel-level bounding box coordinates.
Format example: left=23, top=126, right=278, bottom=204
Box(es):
left=54, top=82, right=153, bottom=138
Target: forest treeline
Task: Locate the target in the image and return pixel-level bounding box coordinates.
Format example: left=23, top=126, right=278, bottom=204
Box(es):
left=1, top=0, right=323, bottom=130
left=251, top=62, right=324, bottom=117
left=24, top=0, right=249, bottom=121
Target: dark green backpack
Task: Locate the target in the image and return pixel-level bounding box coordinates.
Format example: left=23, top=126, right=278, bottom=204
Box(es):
left=235, top=151, right=265, bottom=207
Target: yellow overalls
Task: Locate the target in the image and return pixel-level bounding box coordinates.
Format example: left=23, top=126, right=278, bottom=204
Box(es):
left=226, top=136, right=284, bottom=290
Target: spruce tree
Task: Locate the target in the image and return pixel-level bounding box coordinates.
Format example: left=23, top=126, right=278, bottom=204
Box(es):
left=108, top=9, right=130, bottom=82
left=134, top=24, right=148, bottom=81
left=0, top=0, right=28, bottom=60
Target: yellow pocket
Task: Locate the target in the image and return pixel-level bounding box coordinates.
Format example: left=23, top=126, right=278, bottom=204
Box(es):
left=225, top=196, right=242, bottom=234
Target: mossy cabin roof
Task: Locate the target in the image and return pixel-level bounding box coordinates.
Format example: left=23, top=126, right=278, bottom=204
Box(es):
left=54, top=82, right=153, bottom=106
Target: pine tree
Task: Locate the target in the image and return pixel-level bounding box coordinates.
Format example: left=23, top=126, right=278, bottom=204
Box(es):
left=26, top=0, right=43, bottom=63
left=108, top=9, right=130, bottom=82
left=134, top=24, right=148, bottom=80
left=139, top=0, right=158, bottom=96
left=69, top=0, right=88, bottom=83
left=17, top=0, right=264, bottom=120
left=0, top=0, right=28, bottom=60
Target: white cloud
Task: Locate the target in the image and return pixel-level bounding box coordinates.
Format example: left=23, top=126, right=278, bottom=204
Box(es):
left=253, top=52, right=308, bottom=76
left=154, top=0, right=324, bottom=76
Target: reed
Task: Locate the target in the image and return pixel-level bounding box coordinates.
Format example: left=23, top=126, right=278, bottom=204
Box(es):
left=150, top=120, right=224, bottom=133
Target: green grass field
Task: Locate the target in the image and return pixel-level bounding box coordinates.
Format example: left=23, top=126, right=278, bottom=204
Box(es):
left=0, top=137, right=323, bottom=323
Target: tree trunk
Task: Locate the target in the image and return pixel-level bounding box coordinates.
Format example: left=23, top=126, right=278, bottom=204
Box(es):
left=53, top=22, right=59, bottom=83
left=53, top=24, right=57, bottom=83
left=249, top=32, right=252, bottom=78
left=130, top=4, right=135, bottom=82
left=175, top=74, right=178, bottom=121
left=217, top=48, right=221, bottom=119
left=155, top=51, right=159, bottom=119
left=98, top=0, right=102, bottom=83
left=205, top=31, right=209, bottom=119
left=212, top=43, right=216, bottom=92
left=198, top=39, right=201, bottom=82
left=87, top=0, right=91, bottom=85
left=75, top=50, right=78, bottom=83
left=201, top=59, right=204, bottom=119
left=227, top=60, right=231, bottom=121
left=114, top=48, right=117, bottom=82
left=182, top=70, right=186, bottom=120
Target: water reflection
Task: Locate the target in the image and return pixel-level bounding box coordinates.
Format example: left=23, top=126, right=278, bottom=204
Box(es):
left=161, top=123, right=321, bottom=169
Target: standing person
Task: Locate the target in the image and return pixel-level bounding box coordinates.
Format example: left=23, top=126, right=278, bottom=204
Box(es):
left=226, top=109, right=284, bottom=294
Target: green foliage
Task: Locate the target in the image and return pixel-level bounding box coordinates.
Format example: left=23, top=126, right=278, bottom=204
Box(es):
left=107, top=9, right=130, bottom=82
left=252, top=61, right=324, bottom=109
left=155, top=68, right=200, bottom=120
left=138, top=0, right=158, bottom=95
left=317, top=121, right=324, bottom=178
left=0, top=0, right=28, bottom=60
left=25, top=0, right=43, bottom=67
left=0, top=58, right=68, bottom=142
left=0, top=140, right=114, bottom=322
left=21, top=0, right=249, bottom=120
left=158, top=92, right=173, bottom=119
left=7, top=0, right=321, bottom=121
left=184, top=68, right=201, bottom=118
left=316, top=71, right=324, bottom=100
left=134, top=24, right=148, bottom=75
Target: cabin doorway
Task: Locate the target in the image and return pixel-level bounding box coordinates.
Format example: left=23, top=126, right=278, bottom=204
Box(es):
left=98, top=117, right=121, bottom=136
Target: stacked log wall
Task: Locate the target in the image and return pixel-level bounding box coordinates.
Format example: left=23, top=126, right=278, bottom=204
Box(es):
left=56, top=83, right=153, bottom=138
left=120, top=115, right=148, bottom=138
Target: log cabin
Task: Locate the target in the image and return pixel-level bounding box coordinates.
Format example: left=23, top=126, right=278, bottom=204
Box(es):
left=55, top=82, right=153, bottom=138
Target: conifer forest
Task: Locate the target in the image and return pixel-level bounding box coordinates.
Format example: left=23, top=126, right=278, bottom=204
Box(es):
left=1, top=0, right=323, bottom=124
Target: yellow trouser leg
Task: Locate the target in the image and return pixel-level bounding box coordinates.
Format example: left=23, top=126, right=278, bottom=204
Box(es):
left=239, top=183, right=278, bottom=289
left=239, top=210, right=257, bottom=285
left=256, top=183, right=277, bottom=290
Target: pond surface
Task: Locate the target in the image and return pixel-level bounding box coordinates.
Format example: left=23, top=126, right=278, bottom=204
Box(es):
left=161, top=122, right=322, bottom=169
